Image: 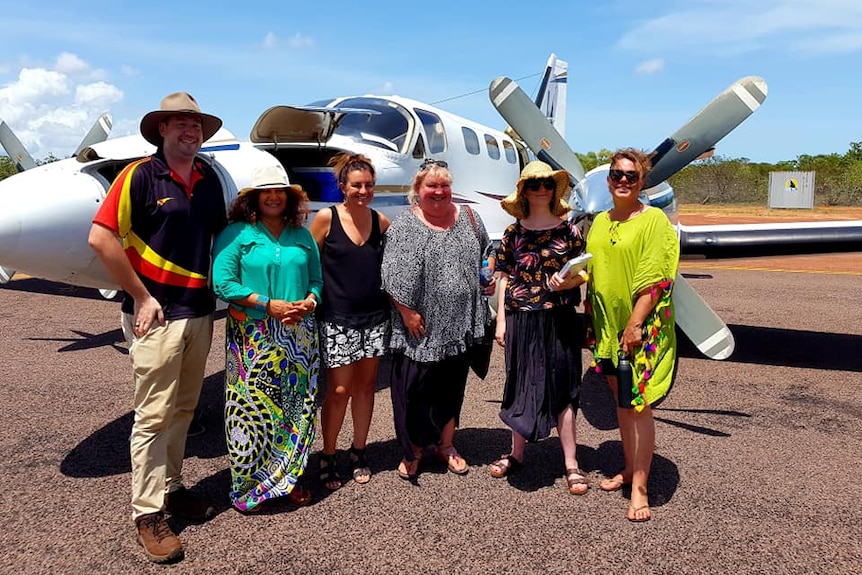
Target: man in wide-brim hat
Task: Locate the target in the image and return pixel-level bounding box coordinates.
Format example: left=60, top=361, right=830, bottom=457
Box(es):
left=88, top=92, right=226, bottom=564
left=500, top=160, right=572, bottom=220
left=139, top=91, right=222, bottom=147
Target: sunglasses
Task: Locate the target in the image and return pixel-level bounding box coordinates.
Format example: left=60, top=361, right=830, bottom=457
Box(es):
left=608, top=169, right=639, bottom=183
left=419, top=158, right=449, bottom=170
left=523, top=177, right=556, bottom=192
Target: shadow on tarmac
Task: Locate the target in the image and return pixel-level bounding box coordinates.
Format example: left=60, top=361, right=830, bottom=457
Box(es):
left=677, top=322, right=862, bottom=371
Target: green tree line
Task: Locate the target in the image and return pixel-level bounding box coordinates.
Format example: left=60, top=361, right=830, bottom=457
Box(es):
left=576, top=142, right=862, bottom=206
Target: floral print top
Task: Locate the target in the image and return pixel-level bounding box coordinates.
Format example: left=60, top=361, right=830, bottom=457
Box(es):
left=496, top=220, right=585, bottom=312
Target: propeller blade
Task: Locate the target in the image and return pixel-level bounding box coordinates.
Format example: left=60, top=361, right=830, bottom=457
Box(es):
left=0, top=118, right=37, bottom=172
left=489, top=76, right=586, bottom=184
left=644, top=76, right=768, bottom=188
left=0, top=266, right=14, bottom=283
left=73, top=112, right=113, bottom=157
left=672, top=272, right=735, bottom=360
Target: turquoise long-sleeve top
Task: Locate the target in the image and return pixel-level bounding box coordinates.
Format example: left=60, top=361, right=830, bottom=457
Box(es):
left=212, top=221, right=323, bottom=319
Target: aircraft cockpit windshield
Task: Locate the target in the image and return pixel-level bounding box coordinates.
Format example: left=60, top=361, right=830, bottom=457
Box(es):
left=326, top=97, right=412, bottom=154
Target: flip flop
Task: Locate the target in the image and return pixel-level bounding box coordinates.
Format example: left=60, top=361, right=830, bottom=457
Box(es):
left=435, top=446, right=468, bottom=475
left=627, top=504, right=651, bottom=522
left=599, top=476, right=629, bottom=492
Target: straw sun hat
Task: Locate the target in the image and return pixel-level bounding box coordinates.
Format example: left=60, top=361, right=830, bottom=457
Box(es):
left=500, top=160, right=572, bottom=220
left=237, top=164, right=304, bottom=197
left=139, top=92, right=222, bottom=146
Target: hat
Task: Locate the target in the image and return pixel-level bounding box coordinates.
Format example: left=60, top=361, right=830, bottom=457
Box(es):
left=139, top=92, right=223, bottom=146
left=500, top=161, right=572, bottom=219
left=238, top=164, right=303, bottom=197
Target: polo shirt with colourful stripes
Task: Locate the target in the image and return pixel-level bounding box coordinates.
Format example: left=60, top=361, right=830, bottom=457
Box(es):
left=93, top=150, right=227, bottom=319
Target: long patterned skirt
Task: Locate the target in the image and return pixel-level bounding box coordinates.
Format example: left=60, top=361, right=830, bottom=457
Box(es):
left=224, top=311, right=320, bottom=512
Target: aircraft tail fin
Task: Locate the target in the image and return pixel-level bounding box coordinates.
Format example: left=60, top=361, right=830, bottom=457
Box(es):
left=535, top=53, right=568, bottom=139
left=0, top=118, right=37, bottom=172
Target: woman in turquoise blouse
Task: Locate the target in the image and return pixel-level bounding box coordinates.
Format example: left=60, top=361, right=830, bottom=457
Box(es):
left=213, top=164, right=323, bottom=513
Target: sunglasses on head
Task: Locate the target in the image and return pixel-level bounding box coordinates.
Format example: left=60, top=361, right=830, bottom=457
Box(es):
left=608, top=169, right=639, bottom=183
left=523, top=177, right=557, bottom=192
left=419, top=158, right=449, bottom=170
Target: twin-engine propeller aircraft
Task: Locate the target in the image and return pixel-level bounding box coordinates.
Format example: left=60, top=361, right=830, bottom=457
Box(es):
left=0, top=54, right=570, bottom=295
left=490, top=74, right=862, bottom=361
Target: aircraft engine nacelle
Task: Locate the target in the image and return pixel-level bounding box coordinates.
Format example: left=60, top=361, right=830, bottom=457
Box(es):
left=0, top=163, right=119, bottom=289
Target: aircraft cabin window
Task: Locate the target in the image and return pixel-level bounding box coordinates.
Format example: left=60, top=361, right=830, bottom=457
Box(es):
left=330, top=97, right=411, bottom=153
left=415, top=109, right=446, bottom=154
left=503, top=140, right=517, bottom=164
left=485, top=135, right=500, bottom=160
left=462, top=127, right=480, bottom=156
left=413, top=134, right=427, bottom=159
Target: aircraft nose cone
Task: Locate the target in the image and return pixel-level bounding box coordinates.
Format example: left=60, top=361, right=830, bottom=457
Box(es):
left=0, top=165, right=116, bottom=288
left=0, top=180, right=23, bottom=265
left=575, top=168, right=614, bottom=215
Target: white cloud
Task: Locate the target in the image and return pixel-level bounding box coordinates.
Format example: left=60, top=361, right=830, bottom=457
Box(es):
left=120, top=65, right=139, bottom=77
left=55, top=52, right=89, bottom=75
left=75, top=82, right=123, bottom=108
left=617, top=0, right=862, bottom=56
left=0, top=53, right=124, bottom=158
left=264, top=32, right=277, bottom=49
left=288, top=33, right=314, bottom=49
left=635, top=59, right=664, bottom=74
left=378, top=81, right=395, bottom=94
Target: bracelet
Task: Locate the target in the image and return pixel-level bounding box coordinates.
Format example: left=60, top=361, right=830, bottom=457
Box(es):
left=255, top=295, right=270, bottom=311
left=306, top=297, right=317, bottom=311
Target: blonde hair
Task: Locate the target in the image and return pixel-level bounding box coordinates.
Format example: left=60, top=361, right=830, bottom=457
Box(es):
left=408, top=163, right=453, bottom=205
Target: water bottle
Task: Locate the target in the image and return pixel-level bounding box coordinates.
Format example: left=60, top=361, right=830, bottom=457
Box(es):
left=617, top=349, right=635, bottom=408
left=479, top=258, right=493, bottom=287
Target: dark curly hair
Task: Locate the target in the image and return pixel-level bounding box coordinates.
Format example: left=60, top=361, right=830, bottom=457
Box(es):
left=227, top=186, right=309, bottom=228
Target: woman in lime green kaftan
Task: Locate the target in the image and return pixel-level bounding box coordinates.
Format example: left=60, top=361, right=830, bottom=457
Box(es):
left=585, top=148, right=679, bottom=523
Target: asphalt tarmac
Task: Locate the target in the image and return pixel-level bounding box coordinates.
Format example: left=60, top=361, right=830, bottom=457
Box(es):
left=0, top=262, right=860, bottom=575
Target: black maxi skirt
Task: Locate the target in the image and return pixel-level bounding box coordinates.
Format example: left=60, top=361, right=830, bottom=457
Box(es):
left=500, top=306, right=583, bottom=443
left=390, top=351, right=471, bottom=461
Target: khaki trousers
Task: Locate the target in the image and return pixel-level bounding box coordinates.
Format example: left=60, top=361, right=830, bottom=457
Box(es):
left=122, top=313, right=214, bottom=520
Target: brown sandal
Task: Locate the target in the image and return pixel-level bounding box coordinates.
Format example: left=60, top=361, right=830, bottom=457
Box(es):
left=565, top=468, right=590, bottom=495
left=489, top=455, right=522, bottom=478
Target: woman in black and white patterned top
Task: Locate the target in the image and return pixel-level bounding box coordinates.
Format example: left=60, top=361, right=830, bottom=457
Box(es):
left=381, top=159, right=495, bottom=481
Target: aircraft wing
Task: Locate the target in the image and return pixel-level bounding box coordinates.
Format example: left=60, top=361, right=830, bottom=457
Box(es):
left=679, top=220, right=862, bottom=258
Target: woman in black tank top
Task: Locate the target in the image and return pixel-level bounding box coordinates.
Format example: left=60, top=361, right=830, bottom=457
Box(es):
left=309, top=153, right=391, bottom=490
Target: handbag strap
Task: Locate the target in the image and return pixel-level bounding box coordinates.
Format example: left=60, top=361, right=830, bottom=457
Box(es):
left=464, top=205, right=479, bottom=240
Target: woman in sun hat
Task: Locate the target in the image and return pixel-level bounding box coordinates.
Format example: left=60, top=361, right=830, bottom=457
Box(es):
left=212, top=163, right=322, bottom=513
left=489, top=160, right=591, bottom=497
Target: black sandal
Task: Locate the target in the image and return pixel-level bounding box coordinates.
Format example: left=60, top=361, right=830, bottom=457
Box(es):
left=349, top=444, right=371, bottom=485
left=319, top=452, right=342, bottom=491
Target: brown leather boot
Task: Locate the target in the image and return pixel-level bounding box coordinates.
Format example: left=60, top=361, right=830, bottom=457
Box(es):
left=135, top=512, right=183, bottom=563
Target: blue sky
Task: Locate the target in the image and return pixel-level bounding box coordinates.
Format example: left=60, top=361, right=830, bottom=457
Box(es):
left=1, top=0, right=860, bottom=163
